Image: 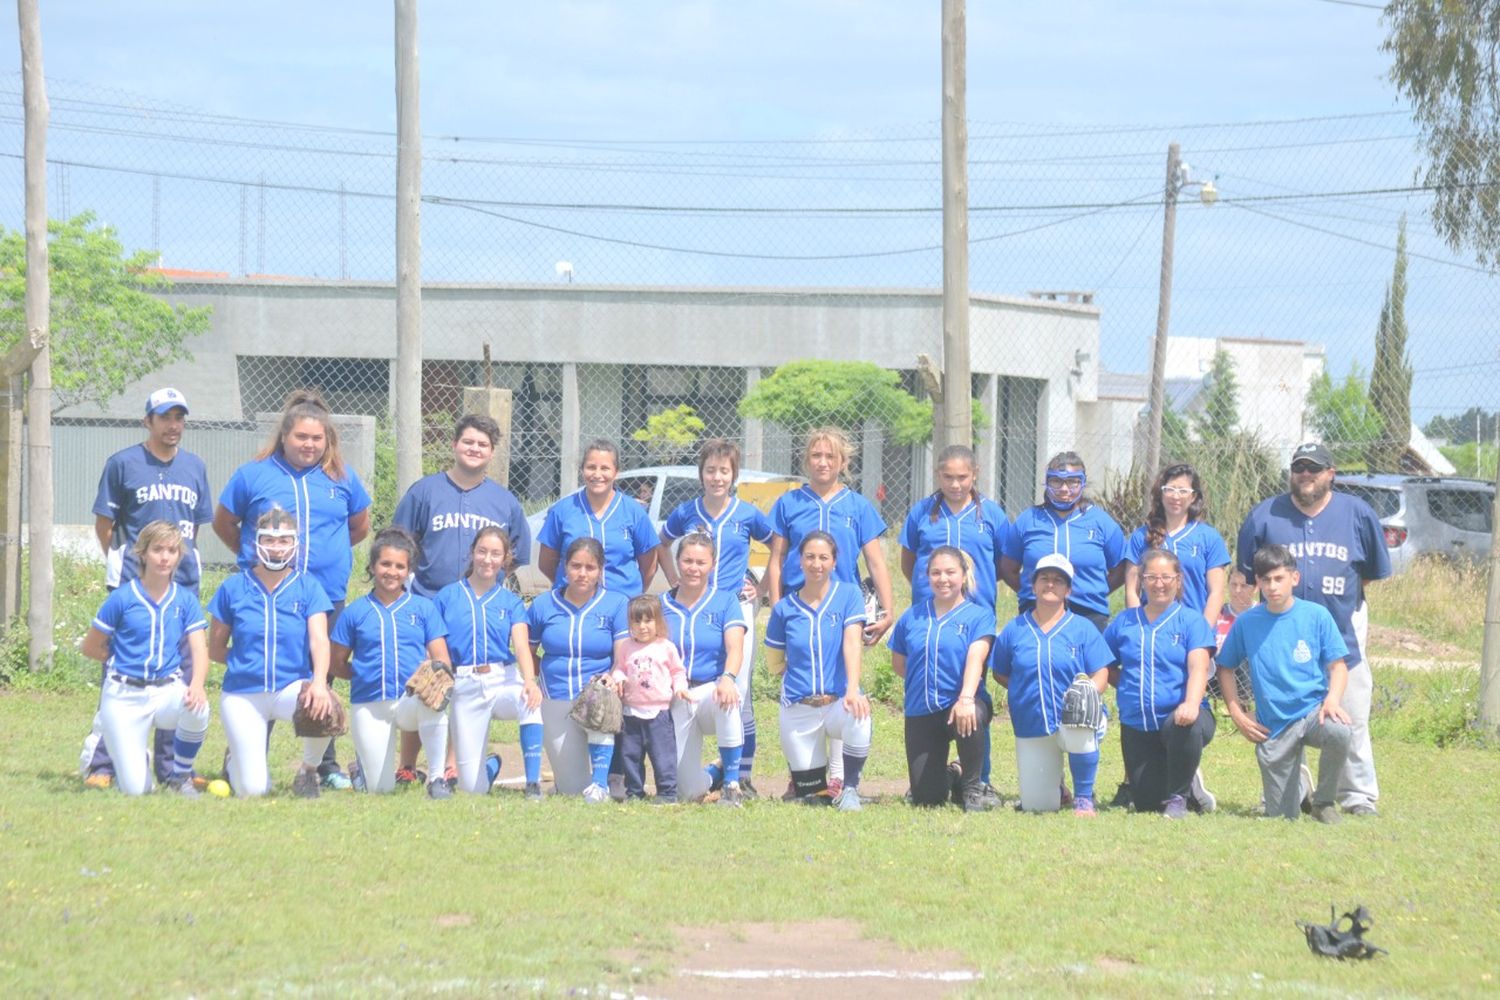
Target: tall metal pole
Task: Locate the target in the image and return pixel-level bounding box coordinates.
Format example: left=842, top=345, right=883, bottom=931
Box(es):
left=940, top=0, right=971, bottom=454
left=1144, top=142, right=1181, bottom=484
left=1478, top=458, right=1500, bottom=734
left=394, top=0, right=423, bottom=494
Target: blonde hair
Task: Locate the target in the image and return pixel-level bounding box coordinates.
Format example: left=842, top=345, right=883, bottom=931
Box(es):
left=927, top=545, right=976, bottom=598
left=803, top=426, right=856, bottom=479
left=256, top=388, right=347, bottom=481
left=134, top=520, right=186, bottom=561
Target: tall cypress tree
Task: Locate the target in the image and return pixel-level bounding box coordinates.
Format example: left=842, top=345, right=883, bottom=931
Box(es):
left=1369, top=216, right=1413, bottom=471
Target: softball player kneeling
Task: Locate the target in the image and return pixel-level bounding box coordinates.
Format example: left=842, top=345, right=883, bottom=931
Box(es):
left=764, top=530, right=871, bottom=811
left=207, top=508, right=337, bottom=798
left=436, top=526, right=545, bottom=799
left=330, top=527, right=453, bottom=799
left=80, top=521, right=211, bottom=797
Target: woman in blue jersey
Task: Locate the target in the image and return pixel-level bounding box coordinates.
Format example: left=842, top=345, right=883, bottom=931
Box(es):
left=999, top=451, right=1125, bottom=633
left=207, top=507, right=336, bottom=798
left=1122, top=464, right=1229, bottom=625
left=889, top=546, right=996, bottom=811
left=663, top=532, right=749, bottom=806
left=437, top=526, right=545, bottom=800
left=991, top=554, right=1114, bottom=815
left=330, top=527, right=452, bottom=799
left=527, top=536, right=630, bottom=801
left=1103, top=548, right=1218, bottom=818
left=536, top=439, right=658, bottom=594
left=764, top=531, right=871, bottom=811
left=657, top=438, right=771, bottom=797
left=80, top=521, right=211, bottom=798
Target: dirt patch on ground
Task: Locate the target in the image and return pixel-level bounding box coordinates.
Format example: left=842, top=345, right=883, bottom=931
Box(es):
left=616, top=919, right=979, bottom=998
left=1366, top=624, right=1476, bottom=669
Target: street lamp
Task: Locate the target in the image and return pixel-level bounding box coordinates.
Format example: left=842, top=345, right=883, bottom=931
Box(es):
left=1143, top=143, right=1218, bottom=488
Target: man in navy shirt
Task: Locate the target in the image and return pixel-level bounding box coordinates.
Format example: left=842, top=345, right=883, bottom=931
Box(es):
left=1236, top=441, right=1392, bottom=815
left=81, top=387, right=214, bottom=790
left=391, top=413, right=530, bottom=783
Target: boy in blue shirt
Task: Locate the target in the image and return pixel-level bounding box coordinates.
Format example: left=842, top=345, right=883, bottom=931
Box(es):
left=1216, top=543, right=1352, bottom=824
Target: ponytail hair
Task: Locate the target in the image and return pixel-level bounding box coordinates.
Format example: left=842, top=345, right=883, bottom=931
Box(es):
left=928, top=444, right=982, bottom=523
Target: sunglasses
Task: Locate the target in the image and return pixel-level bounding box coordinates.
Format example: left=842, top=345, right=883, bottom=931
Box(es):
left=1290, top=462, right=1328, bottom=474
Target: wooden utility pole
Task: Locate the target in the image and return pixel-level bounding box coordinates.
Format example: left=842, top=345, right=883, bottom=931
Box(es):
left=15, top=0, right=51, bottom=666
left=1479, top=460, right=1500, bottom=735
left=1144, top=142, right=1182, bottom=487
left=939, top=0, right=971, bottom=454
left=394, top=0, right=422, bottom=494
left=462, top=344, right=514, bottom=486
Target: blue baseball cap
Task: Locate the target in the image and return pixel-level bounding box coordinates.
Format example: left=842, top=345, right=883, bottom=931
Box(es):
left=145, top=387, right=189, bottom=416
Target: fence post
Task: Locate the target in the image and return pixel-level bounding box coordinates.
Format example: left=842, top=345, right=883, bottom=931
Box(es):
left=1479, top=460, right=1500, bottom=736
left=0, top=373, right=22, bottom=622
left=461, top=386, right=514, bottom=487
left=1145, top=141, right=1181, bottom=488
left=393, top=0, right=422, bottom=495
left=940, top=0, right=971, bottom=454
left=560, top=362, right=580, bottom=493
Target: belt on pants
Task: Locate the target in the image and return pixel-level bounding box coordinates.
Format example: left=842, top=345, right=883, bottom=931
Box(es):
left=798, top=694, right=837, bottom=708
left=108, top=671, right=179, bottom=689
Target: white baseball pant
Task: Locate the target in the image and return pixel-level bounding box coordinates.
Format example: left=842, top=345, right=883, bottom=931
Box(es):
left=351, top=695, right=449, bottom=794
left=1014, top=716, right=1110, bottom=813
left=779, top=700, right=871, bottom=772
left=672, top=680, right=744, bottom=800
left=451, top=664, right=542, bottom=794
left=98, top=676, right=210, bottom=796
left=540, top=697, right=613, bottom=795
left=1338, top=600, right=1377, bottom=809
left=220, top=682, right=332, bottom=797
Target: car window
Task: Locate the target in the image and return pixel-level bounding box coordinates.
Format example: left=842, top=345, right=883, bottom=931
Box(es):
left=1426, top=488, right=1493, bottom=533
left=616, top=476, right=657, bottom=512
left=1333, top=484, right=1401, bottom=519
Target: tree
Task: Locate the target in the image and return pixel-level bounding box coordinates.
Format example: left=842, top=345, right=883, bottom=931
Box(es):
left=0, top=212, right=211, bottom=412
left=1192, top=348, right=1239, bottom=441
left=1368, top=216, right=1414, bottom=472
left=1385, top=1, right=1500, bottom=265
left=1425, top=406, right=1498, bottom=444
left=632, top=404, right=706, bottom=462
left=1305, top=365, right=1383, bottom=469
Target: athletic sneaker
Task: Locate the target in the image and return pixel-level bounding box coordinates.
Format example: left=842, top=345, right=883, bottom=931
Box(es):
left=484, top=753, right=502, bottom=790
left=607, top=772, right=627, bottom=803
left=394, top=767, right=418, bottom=787
left=443, top=764, right=458, bottom=791
left=164, top=774, right=200, bottom=798
left=582, top=782, right=609, bottom=804
left=1110, top=781, right=1132, bottom=809
left=1162, top=794, right=1189, bottom=820
left=191, top=774, right=209, bottom=791
left=347, top=761, right=366, bottom=793
left=799, top=790, right=834, bottom=807
left=947, top=761, right=964, bottom=806
left=1344, top=803, right=1378, bottom=817
left=739, top=777, right=759, bottom=800
left=962, top=786, right=996, bottom=813
left=1188, top=769, right=1216, bottom=813
left=834, top=787, right=862, bottom=811
left=83, top=772, right=113, bottom=791
left=523, top=782, right=543, bottom=802
left=292, top=768, right=321, bottom=799
left=321, top=771, right=352, bottom=791
left=1073, top=794, right=1096, bottom=817
left=427, top=778, right=452, bottom=800
left=827, top=777, right=844, bottom=799
left=1311, top=802, right=1342, bottom=825
left=979, top=783, right=1002, bottom=809
left=719, top=781, right=744, bottom=807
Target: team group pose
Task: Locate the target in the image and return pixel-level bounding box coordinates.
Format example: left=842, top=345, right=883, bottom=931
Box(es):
left=77, top=390, right=1385, bottom=826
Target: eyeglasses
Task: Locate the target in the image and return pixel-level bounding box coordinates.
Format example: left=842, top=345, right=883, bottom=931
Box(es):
left=1160, top=486, right=1194, bottom=498
left=1044, top=478, right=1083, bottom=491
left=1142, top=574, right=1178, bottom=585
left=1290, top=463, right=1327, bottom=475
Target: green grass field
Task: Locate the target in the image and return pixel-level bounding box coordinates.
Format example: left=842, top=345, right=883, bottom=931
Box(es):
left=3, top=678, right=1498, bottom=998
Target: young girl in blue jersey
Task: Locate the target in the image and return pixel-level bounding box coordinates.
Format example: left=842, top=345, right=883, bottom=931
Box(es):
left=889, top=546, right=997, bottom=810
left=207, top=507, right=337, bottom=798
left=764, top=531, right=871, bottom=811
left=991, top=554, right=1114, bottom=815
left=999, top=451, right=1124, bottom=633
left=657, top=439, right=770, bottom=797
left=80, top=521, right=211, bottom=797
left=1122, top=464, right=1230, bottom=624
left=898, top=444, right=1011, bottom=808
left=1103, top=549, right=1218, bottom=817
left=535, top=439, right=658, bottom=594
left=330, top=527, right=453, bottom=799
left=663, top=533, right=749, bottom=805
left=437, top=526, right=545, bottom=800
left=527, top=537, right=630, bottom=801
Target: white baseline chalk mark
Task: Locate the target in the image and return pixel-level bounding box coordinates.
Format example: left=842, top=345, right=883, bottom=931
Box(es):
left=681, top=969, right=982, bottom=982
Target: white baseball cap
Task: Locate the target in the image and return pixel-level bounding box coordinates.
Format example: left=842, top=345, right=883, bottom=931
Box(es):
left=145, top=387, right=189, bottom=416
left=1034, top=553, right=1075, bottom=582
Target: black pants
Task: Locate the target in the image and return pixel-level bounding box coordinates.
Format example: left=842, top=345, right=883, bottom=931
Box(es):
left=1119, top=712, right=1216, bottom=812
left=619, top=711, right=678, bottom=802
left=905, top=700, right=991, bottom=807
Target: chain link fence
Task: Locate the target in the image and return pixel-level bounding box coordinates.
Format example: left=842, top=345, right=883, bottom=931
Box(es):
left=3, top=77, right=1497, bottom=562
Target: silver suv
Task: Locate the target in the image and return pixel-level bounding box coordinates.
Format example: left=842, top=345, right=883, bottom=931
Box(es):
left=1331, top=473, right=1494, bottom=575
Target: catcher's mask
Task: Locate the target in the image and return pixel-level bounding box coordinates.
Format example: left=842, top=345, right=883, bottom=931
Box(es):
left=256, top=527, right=298, bottom=571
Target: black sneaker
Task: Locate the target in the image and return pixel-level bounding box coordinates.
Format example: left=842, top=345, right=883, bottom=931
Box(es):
left=164, top=774, right=200, bottom=799
left=524, top=782, right=543, bottom=802
left=962, top=786, right=996, bottom=813
left=739, top=777, right=760, bottom=800
left=979, top=783, right=1003, bottom=809
left=427, top=778, right=452, bottom=800
left=947, top=761, right=964, bottom=806
left=1110, top=781, right=1133, bottom=809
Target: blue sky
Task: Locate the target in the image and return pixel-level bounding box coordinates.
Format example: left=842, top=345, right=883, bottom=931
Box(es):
left=3, top=1, right=1495, bottom=423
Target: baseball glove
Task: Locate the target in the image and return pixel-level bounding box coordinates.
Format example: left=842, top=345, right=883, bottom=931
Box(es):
left=1061, top=673, right=1104, bottom=731
left=569, top=674, right=623, bottom=735
left=293, top=683, right=349, bottom=738
left=406, top=659, right=455, bottom=712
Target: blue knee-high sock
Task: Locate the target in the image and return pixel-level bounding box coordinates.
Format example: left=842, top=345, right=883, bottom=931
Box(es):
left=588, top=742, right=613, bottom=789
left=519, top=724, right=543, bottom=785
left=718, top=745, right=743, bottom=785
left=741, top=700, right=756, bottom=777
left=841, top=749, right=868, bottom=790
left=1067, top=749, right=1099, bottom=801
left=980, top=724, right=993, bottom=785
left=171, top=732, right=203, bottom=778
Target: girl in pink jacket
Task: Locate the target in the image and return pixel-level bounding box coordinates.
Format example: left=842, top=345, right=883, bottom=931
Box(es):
left=611, top=596, right=690, bottom=801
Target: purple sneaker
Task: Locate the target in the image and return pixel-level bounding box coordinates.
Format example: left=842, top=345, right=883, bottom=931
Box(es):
left=1163, top=794, right=1189, bottom=819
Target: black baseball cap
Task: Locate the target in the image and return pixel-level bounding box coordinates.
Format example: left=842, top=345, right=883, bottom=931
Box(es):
left=1289, top=441, right=1334, bottom=470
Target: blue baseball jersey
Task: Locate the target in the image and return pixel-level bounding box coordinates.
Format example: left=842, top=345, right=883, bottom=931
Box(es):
left=770, top=485, right=887, bottom=591
left=1003, top=504, right=1125, bottom=616
left=991, top=610, right=1115, bottom=738
left=899, top=494, right=1012, bottom=609
left=93, top=444, right=213, bottom=593
left=1122, top=521, right=1231, bottom=615
left=764, top=581, right=868, bottom=705
left=392, top=472, right=531, bottom=598
left=1235, top=492, right=1391, bottom=668
left=208, top=570, right=333, bottom=695
left=1103, top=602, right=1217, bottom=731
left=526, top=587, right=630, bottom=700
left=330, top=591, right=447, bottom=704
left=1216, top=599, right=1349, bottom=738
left=435, top=578, right=527, bottom=668
left=537, top=490, right=659, bottom=593
left=661, top=496, right=773, bottom=596
left=219, top=455, right=372, bottom=603
left=887, top=597, right=996, bottom=717
left=661, top=588, right=748, bottom=685
left=91, top=580, right=207, bottom=682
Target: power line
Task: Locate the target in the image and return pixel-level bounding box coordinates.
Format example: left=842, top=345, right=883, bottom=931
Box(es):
left=1313, top=0, right=1384, bottom=9
left=1228, top=202, right=1497, bottom=274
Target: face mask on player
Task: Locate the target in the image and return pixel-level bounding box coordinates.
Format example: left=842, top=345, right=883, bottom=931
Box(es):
left=1044, top=470, right=1086, bottom=511
left=255, top=527, right=298, bottom=571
